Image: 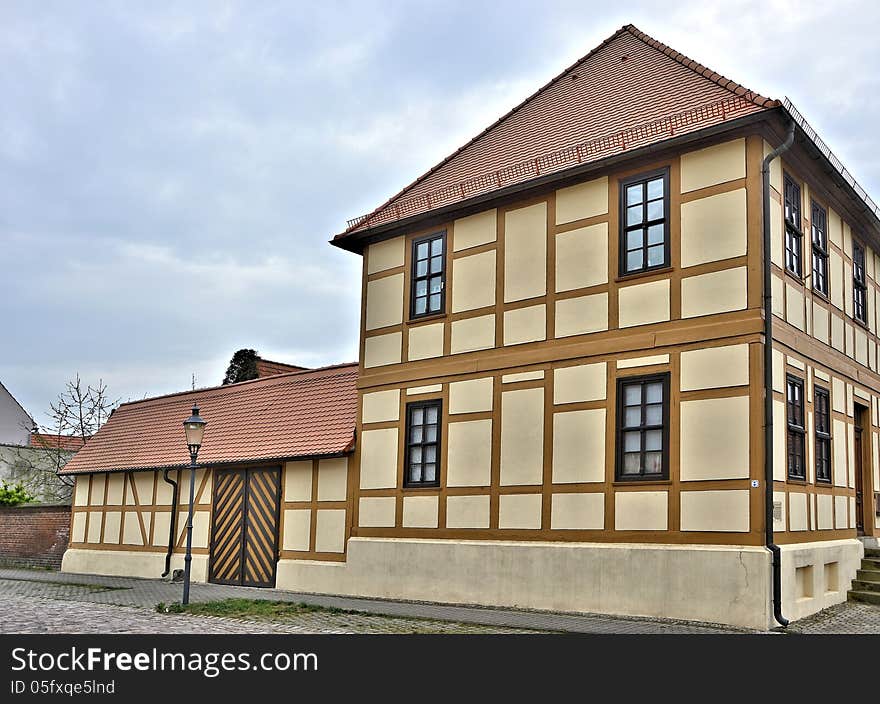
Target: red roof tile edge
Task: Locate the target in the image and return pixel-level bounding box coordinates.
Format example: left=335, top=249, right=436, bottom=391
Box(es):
left=334, top=24, right=776, bottom=241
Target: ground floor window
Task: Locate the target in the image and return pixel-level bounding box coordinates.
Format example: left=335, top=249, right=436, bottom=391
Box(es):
left=615, top=373, right=669, bottom=480
left=404, top=400, right=441, bottom=487
left=786, top=376, right=806, bottom=480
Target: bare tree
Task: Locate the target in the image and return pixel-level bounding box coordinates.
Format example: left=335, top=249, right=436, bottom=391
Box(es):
left=10, top=375, right=118, bottom=502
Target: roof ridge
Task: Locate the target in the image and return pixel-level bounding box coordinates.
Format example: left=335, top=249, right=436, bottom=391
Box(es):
left=117, top=361, right=358, bottom=409
left=622, top=24, right=776, bottom=109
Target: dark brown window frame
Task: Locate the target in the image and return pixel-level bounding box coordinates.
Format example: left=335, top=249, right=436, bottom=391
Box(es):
left=409, top=231, right=446, bottom=320
left=853, top=238, right=868, bottom=325
left=403, top=399, right=442, bottom=488
left=615, top=372, right=670, bottom=482
left=783, top=172, right=803, bottom=278
left=786, top=375, right=806, bottom=481
left=618, top=167, right=671, bottom=277
left=811, top=200, right=829, bottom=298
left=814, top=385, right=832, bottom=484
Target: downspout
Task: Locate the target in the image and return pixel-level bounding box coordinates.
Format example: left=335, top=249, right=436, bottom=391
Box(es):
left=763, top=120, right=796, bottom=628
left=161, top=469, right=179, bottom=578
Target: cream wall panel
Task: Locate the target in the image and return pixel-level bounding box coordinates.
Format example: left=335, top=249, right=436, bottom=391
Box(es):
left=315, top=509, right=346, bottom=553
left=361, top=389, right=400, bottom=424
left=771, top=348, right=784, bottom=393
left=680, top=188, right=747, bottom=267
left=832, top=378, right=845, bottom=413
left=175, top=510, right=209, bottom=549
left=855, top=329, right=868, bottom=366
left=122, top=512, right=143, bottom=546
left=500, top=388, right=544, bottom=486
left=446, top=420, right=493, bottom=487
left=618, top=279, right=669, bottom=328
left=552, top=409, right=605, bottom=484
left=680, top=138, right=746, bottom=193
left=86, top=513, right=101, bottom=543
left=89, top=474, right=105, bottom=506
left=555, top=222, right=608, bottom=291
left=449, top=377, right=493, bottom=414
left=367, top=237, right=405, bottom=274
left=451, top=250, right=496, bottom=312
left=365, top=273, right=404, bottom=331
left=551, top=492, right=605, bottom=530
left=555, top=293, right=608, bottom=337
left=773, top=491, right=786, bottom=533
left=284, top=460, right=312, bottom=502
left=446, top=495, right=490, bottom=529
left=498, top=493, right=542, bottom=529
left=504, top=304, right=546, bottom=346
left=680, top=344, right=749, bottom=391
left=847, top=422, right=855, bottom=488
left=773, top=400, right=786, bottom=481
left=615, top=491, right=668, bottom=531
left=828, top=208, right=842, bottom=248
left=153, top=473, right=171, bottom=505
left=834, top=495, right=848, bottom=529
left=763, top=142, right=783, bottom=193
left=105, top=474, right=124, bottom=506
left=103, top=511, right=121, bottom=544
left=553, top=362, right=606, bottom=404
left=151, top=512, right=171, bottom=547
left=555, top=176, right=608, bottom=224
left=849, top=496, right=856, bottom=529
left=71, top=512, right=86, bottom=543
left=617, top=354, right=669, bottom=369
left=814, top=369, right=830, bottom=382
left=830, top=250, right=844, bottom=309
left=502, top=370, right=544, bottom=383
left=789, top=493, right=808, bottom=532
left=817, top=494, right=833, bottom=530
left=680, top=490, right=749, bottom=532
left=359, top=428, right=398, bottom=490
left=358, top=497, right=396, bottom=528
left=73, top=476, right=89, bottom=506
left=407, top=384, right=442, bottom=396
left=771, top=274, right=784, bottom=318
left=830, top=314, right=844, bottom=352
left=832, top=418, right=847, bottom=487
left=813, top=303, right=829, bottom=344
left=364, top=332, right=402, bottom=368
left=874, top=430, right=880, bottom=488
left=504, top=202, right=547, bottom=303
left=770, top=199, right=783, bottom=268
left=680, top=396, right=750, bottom=480
left=453, top=209, right=496, bottom=252
left=402, top=495, right=439, bottom=529
left=282, top=509, right=311, bottom=551
left=317, top=458, right=348, bottom=502
left=408, top=322, right=444, bottom=361
left=450, top=314, right=495, bottom=354
left=785, top=283, right=805, bottom=330
left=681, top=267, right=747, bottom=319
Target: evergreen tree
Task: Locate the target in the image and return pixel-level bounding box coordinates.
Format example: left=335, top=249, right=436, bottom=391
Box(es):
left=223, top=349, right=259, bottom=385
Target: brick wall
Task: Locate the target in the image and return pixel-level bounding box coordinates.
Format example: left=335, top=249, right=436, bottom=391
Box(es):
left=0, top=504, right=70, bottom=569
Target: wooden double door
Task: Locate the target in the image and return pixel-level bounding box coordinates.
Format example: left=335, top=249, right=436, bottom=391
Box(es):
left=209, top=466, right=282, bottom=588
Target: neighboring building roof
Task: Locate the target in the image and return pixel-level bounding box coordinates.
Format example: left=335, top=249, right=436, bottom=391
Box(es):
left=254, top=357, right=309, bottom=378
left=334, top=24, right=776, bottom=246
left=60, top=363, right=358, bottom=474
left=29, top=433, right=86, bottom=452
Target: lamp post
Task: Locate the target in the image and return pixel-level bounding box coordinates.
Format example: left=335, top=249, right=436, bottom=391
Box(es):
left=181, top=404, right=207, bottom=605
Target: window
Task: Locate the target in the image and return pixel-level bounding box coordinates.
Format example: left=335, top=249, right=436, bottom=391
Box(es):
left=811, top=201, right=828, bottom=297
left=404, top=400, right=441, bottom=487
left=410, top=232, right=445, bottom=318
left=783, top=173, right=803, bottom=277
left=814, top=386, right=831, bottom=483
left=786, top=376, right=806, bottom=480
left=620, top=169, right=669, bottom=275
left=853, top=240, right=868, bottom=324
left=616, top=374, right=669, bottom=480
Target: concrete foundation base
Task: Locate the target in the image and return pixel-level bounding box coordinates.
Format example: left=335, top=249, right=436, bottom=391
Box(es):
left=778, top=539, right=863, bottom=622
left=61, top=549, right=209, bottom=584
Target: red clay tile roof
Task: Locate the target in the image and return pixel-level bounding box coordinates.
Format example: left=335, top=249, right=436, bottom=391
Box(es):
left=254, top=358, right=309, bottom=378
left=60, top=363, right=358, bottom=474
left=335, top=24, right=776, bottom=244
left=29, top=433, right=86, bottom=452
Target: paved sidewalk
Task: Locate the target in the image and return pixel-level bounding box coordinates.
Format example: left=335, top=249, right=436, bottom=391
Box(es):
left=0, top=568, right=738, bottom=634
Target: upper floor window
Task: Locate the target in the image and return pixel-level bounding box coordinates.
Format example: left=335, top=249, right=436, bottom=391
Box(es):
left=615, top=373, right=669, bottom=481
left=783, top=173, right=803, bottom=277
left=814, top=386, right=831, bottom=483
left=410, top=232, right=445, bottom=319
left=786, top=375, right=806, bottom=481
left=404, top=400, right=441, bottom=488
left=811, top=201, right=828, bottom=297
left=620, top=169, right=669, bottom=275
left=853, top=239, right=868, bottom=325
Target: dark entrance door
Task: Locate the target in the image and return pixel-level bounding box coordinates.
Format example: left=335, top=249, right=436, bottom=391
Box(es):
left=854, top=407, right=866, bottom=536
left=209, top=466, right=281, bottom=587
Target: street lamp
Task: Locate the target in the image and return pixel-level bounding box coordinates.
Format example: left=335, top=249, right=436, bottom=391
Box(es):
left=181, top=403, right=207, bottom=605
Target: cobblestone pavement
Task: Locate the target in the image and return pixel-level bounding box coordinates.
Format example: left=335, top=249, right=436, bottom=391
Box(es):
left=0, top=568, right=741, bottom=634
left=787, top=601, right=880, bottom=634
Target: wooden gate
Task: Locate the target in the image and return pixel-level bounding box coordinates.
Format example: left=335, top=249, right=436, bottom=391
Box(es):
left=209, top=466, right=281, bottom=588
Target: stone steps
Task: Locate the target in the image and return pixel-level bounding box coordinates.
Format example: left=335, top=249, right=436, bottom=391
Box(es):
left=848, top=590, right=880, bottom=606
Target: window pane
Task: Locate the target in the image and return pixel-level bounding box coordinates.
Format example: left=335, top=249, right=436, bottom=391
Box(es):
left=646, top=382, right=663, bottom=404
left=426, top=406, right=439, bottom=424
left=647, top=224, right=664, bottom=245
left=647, top=200, right=663, bottom=221
left=424, top=445, right=436, bottom=463
left=430, top=255, right=443, bottom=274
left=622, top=452, right=641, bottom=474
left=626, top=184, right=643, bottom=206
left=410, top=447, right=422, bottom=464
left=417, top=242, right=429, bottom=259
left=410, top=426, right=423, bottom=443
left=429, top=275, right=442, bottom=294
left=423, top=463, right=437, bottom=482
left=412, top=408, right=423, bottom=425
left=431, top=238, right=443, bottom=256
left=429, top=293, right=441, bottom=311
left=416, top=260, right=428, bottom=277
left=624, top=385, right=641, bottom=406
left=627, top=251, right=643, bottom=271
left=415, top=297, right=426, bottom=315
left=647, top=245, right=664, bottom=267
left=416, top=279, right=427, bottom=296
left=627, top=205, right=643, bottom=226
left=624, top=407, right=641, bottom=427
left=409, top=465, right=422, bottom=483
left=627, top=230, right=644, bottom=250
left=645, top=429, right=662, bottom=451
left=645, top=403, right=662, bottom=426
left=624, top=431, right=641, bottom=452
left=647, top=177, right=663, bottom=200
left=424, top=425, right=437, bottom=443
left=644, top=451, right=663, bottom=474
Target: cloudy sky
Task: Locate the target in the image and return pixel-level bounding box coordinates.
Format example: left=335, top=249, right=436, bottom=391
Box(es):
left=2, top=1, right=879, bottom=425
